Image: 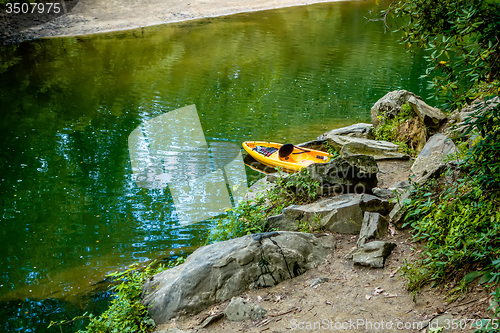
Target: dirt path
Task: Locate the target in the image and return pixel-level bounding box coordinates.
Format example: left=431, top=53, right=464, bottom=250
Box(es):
left=159, top=232, right=490, bottom=333
left=1, top=0, right=347, bottom=44
left=157, top=231, right=492, bottom=333
left=154, top=163, right=492, bottom=333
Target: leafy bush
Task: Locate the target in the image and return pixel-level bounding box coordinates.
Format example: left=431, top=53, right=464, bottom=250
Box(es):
left=206, top=168, right=322, bottom=244
left=83, top=258, right=184, bottom=333
left=400, top=176, right=500, bottom=294
left=271, top=168, right=321, bottom=204
left=325, top=141, right=340, bottom=160
left=381, top=0, right=500, bottom=111
left=205, top=198, right=269, bottom=244
left=372, top=0, right=500, bottom=324
left=463, top=101, right=500, bottom=189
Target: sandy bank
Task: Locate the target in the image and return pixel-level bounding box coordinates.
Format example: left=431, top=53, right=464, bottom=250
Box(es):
left=2, top=0, right=352, bottom=44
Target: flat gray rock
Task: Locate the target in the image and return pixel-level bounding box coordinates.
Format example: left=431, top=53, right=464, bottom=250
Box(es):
left=317, top=123, right=374, bottom=140
left=328, top=135, right=409, bottom=160
left=269, top=194, right=390, bottom=234
left=296, top=139, right=329, bottom=151
left=411, top=133, right=458, bottom=182
left=142, top=231, right=335, bottom=325
left=358, top=212, right=388, bottom=246
left=351, top=241, right=396, bottom=268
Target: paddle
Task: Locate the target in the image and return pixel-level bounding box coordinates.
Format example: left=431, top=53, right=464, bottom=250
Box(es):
left=292, top=146, right=309, bottom=154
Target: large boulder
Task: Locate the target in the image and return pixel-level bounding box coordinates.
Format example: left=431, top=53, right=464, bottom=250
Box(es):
left=410, top=133, right=458, bottom=182
left=303, top=155, right=379, bottom=194
left=142, top=231, right=335, bottom=324
left=268, top=194, right=390, bottom=234
left=407, top=95, right=447, bottom=130
left=371, top=90, right=420, bottom=128
left=370, top=90, right=447, bottom=154
left=327, top=135, right=409, bottom=160
left=316, top=123, right=375, bottom=140
left=371, top=90, right=446, bottom=129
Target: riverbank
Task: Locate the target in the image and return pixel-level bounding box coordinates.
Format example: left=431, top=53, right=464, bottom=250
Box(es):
left=157, top=232, right=492, bottom=333
left=1, top=0, right=351, bottom=44
left=141, top=91, right=497, bottom=333
left=61, top=90, right=498, bottom=333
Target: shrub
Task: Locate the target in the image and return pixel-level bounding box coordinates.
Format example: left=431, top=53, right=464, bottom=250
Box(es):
left=463, top=101, right=500, bottom=189
left=271, top=168, right=320, bottom=204
left=400, top=176, right=500, bottom=294
left=206, top=168, right=322, bottom=244
left=205, top=198, right=269, bottom=244
left=325, top=141, right=340, bottom=160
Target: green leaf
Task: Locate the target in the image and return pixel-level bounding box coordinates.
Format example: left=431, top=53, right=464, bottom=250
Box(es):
left=479, top=271, right=493, bottom=284
left=463, top=270, right=484, bottom=283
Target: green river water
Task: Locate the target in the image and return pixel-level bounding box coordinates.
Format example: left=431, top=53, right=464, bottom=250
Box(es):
left=0, top=1, right=428, bottom=331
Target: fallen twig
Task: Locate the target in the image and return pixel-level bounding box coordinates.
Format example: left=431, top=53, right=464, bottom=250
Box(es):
left=270, top=307, right=297, bottom=317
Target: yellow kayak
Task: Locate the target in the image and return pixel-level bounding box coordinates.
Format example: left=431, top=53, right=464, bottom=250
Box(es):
left=242, top=141, right=330, bottom=173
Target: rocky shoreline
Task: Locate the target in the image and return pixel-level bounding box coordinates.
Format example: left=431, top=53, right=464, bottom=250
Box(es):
left=143, top=90, right=496, bottom=333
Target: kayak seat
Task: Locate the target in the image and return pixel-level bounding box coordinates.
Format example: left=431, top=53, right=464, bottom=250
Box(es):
left=253, top=146, right=278, bottom=157
left=278, top=143, right=295, bottom=158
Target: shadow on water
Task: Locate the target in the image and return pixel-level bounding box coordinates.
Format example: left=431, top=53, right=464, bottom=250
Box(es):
left=0, top=1, right=428, bottom=331
left=0, top=249, right=194, bottom=332
left=1, top=292, right=110, bottom=333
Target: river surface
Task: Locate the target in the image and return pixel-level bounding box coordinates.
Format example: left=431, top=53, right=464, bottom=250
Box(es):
left=0, top=1, right=428, bottom=331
